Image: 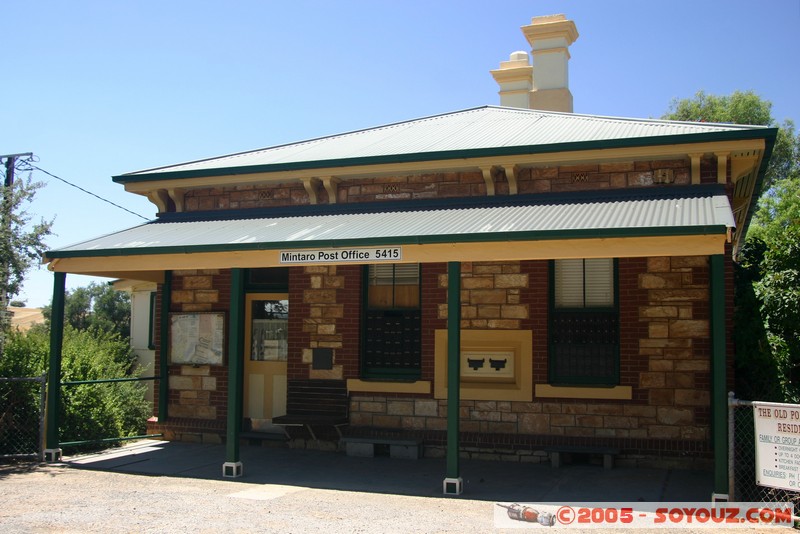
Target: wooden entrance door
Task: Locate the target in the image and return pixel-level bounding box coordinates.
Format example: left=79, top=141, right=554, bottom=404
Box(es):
left=243, top=293, right=288, bottom=429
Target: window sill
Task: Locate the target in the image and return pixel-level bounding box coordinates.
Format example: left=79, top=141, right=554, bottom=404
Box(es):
left=347, top=379, right=431, bottom=394
left=535, top=384, right=632, bottom=400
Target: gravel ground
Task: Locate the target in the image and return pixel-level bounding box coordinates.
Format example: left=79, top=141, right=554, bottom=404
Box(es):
left=0, top=461, right=788, bottom=533
left=1, top=462, right=493, bottom=533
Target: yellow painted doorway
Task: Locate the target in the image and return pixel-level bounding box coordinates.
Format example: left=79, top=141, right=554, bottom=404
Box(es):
left=243, top=293, right=288, bottom=430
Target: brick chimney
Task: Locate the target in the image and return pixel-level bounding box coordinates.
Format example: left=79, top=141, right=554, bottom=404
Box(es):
left=491, top=14, right=579, bottom=112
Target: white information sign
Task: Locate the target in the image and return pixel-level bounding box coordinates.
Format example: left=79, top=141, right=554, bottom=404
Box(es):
left=279, top=246, right=402, bottom=264
left=753, top=401, right=800, bottom=491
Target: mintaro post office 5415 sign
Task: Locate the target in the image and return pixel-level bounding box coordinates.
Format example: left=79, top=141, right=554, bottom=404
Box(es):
left=279, top=247, right=402, bottom=265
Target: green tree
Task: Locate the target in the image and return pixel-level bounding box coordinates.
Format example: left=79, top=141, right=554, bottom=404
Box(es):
left=664, top=90, right=795, bottom=191
left=665, top=90, right=773, bottom=125
left=748, top=176, right=800, bottom=401
left=44, top=281, right=131, bottom=339
left=0, top=173, right=54, bottom=354
left=664, top=90, right=800, bottom=401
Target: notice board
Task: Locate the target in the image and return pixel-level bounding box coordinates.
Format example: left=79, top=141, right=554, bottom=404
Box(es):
left=169, top=312, right=225, bottom=365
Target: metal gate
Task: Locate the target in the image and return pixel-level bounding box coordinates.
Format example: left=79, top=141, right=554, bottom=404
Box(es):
left=0, top=374, right=46, bottom=461
left=729, top=392, right=799, bottom=523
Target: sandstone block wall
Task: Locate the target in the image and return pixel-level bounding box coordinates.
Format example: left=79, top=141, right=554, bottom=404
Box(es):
left=288, top=265, right=361, bottom=381
left=149, top=269, right=230, bottom=443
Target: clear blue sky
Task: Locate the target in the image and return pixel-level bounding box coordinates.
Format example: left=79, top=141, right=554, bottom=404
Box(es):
left=3, top=0, right=799, bottom=307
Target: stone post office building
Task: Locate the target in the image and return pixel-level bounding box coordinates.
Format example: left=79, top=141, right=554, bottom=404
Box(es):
left=43, top=15, right=776, bottom=496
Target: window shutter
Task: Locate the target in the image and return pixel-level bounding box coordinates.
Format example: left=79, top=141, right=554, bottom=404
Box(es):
left=368, top=264, right=395, bottom=286
left=584, top=258, right=614, bottom=307
left=369, top=264, right=419, bottom=285
left=393, top=264, right=419, bottom=285
left=554, top=259, right=584, bottom=308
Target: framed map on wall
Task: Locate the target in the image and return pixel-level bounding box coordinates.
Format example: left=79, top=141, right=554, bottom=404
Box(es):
left=169, top=312, right=225, bottom=365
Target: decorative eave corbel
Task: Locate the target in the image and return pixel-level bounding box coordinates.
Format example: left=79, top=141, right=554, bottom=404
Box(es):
left=168, top=188, right=186, bottom=212
left=148, top=189, right=170, bottom=213
left=688, top=153, right=704, bottom=185
left=503, top=164, right=519, bottom=195
left=480, top=166, right=496, bottom=196
left=481, top=164, right=519, bottom=195
left=301, top=177, right=321, bottom=205
left=320, top=176, right=341, bottom=204
left=715, top=152, right=730, bottom=184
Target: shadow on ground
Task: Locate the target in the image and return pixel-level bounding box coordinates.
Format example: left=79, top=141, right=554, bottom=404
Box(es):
left=60, top=439, right=713, bottom=504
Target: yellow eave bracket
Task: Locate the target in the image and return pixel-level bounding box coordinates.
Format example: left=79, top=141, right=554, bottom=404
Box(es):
left=320, top=176, right=341, bottom=204
left=148, top=190, right=170, bottom=213
left=501, top=164, right=519, bottom=194
left=715, top=152, right=729, bottom=184
left=480, top=167, right=496, bottom=196
left=302, top=177, right=321, bottom=205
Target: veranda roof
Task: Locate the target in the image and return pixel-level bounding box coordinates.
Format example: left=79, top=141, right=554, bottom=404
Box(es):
left=47, top=185, right=733, bottom=266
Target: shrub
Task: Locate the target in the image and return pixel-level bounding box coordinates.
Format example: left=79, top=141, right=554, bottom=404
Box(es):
left=1, top=324, right=150, bottom=452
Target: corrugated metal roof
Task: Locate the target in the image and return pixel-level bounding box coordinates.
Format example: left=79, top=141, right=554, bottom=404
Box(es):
left=49, top=189, right=735, bottom=258
left=118, top=106, right=770, bottom=180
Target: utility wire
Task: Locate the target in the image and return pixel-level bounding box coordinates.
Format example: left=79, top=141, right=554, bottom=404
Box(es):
left=20, top=161, right=150, bottom=221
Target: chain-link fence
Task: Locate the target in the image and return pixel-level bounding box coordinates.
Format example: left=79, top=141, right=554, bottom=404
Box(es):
left=0, top=375, right=46, bottom=461
left=730, top=393, right=799, bottom=524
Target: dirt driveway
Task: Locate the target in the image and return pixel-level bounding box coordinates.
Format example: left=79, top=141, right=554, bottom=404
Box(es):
left=1, top=440, right=787, bottom=533
left=1, top=462, right=492, bottom=533
left=1, top=460, right=785, bottom=533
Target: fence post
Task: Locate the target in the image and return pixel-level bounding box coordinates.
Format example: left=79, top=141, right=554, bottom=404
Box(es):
left=39, top=373, right=47, bottom=462
left=44, top=271, right=66, bottom=462
left=728, top=391, right=736, bottom=502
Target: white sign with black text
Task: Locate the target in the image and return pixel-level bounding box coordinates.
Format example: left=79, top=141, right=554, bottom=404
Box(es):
left=753, top=400, right=800, bottom=491
left=279, top=246, right=402, bottom=264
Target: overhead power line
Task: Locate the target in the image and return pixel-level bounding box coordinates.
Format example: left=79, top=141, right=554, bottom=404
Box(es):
left=19, top=161, right=149, bottom=221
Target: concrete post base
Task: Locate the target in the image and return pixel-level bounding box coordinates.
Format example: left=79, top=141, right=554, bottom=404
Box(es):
left=443, top=477, right=463, bottom=495
left=222, top=461, right=243, bottom=478
left=44, top=448, right=62, bottom=462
